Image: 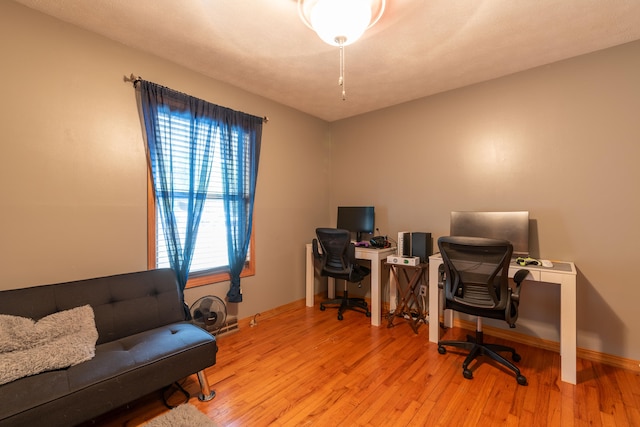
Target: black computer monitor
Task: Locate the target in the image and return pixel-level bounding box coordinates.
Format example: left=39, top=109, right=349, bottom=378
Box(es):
left=450, top=211, right=530, bottom=256
left=337, top=206, right=375, bottom=242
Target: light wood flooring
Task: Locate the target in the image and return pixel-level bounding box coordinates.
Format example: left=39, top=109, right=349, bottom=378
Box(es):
left=84, top=300, right=640, bottom=426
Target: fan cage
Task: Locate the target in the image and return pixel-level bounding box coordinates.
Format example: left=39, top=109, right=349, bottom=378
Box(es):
left=189, top=295, right=229, bottom=335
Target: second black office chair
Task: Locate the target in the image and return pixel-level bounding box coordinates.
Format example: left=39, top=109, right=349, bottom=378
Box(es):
left=313, top=228, right=371, bottom=320
left=437, top=236, right=530, bottom=385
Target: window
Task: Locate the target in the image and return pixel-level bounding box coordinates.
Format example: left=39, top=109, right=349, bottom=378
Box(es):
left=146, top=109, right=255, bottom=288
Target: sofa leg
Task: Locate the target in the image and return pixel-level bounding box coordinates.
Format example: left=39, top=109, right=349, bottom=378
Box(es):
left=196, top=370, right=216, bottom=402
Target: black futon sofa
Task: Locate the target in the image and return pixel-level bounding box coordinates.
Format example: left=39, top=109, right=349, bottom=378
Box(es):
left=0, top=268, right=218, bottom=427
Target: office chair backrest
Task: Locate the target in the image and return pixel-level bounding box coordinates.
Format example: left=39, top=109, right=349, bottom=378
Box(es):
left=438, top=236, right=513, bottom=312
left=315, top=228, right=353, bottom=277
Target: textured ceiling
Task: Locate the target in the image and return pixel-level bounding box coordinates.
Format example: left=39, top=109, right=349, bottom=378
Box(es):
left=13, top=0, right=640, bottom=122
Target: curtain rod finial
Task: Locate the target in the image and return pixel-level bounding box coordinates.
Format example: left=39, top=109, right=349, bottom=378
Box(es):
left=123, top=73, right=141, bottom=86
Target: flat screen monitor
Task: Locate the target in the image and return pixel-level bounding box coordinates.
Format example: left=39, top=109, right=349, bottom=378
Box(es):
left=450, top=211, right=530, bottom=256
left=337, top=206, right=375, bottom=242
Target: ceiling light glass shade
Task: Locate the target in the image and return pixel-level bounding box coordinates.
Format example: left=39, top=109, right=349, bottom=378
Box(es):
left=298, top=0, right=385, bottom=46
left=311, top=0, right=370, bottom=46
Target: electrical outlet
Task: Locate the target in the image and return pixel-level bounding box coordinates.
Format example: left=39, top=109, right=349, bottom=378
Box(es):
left=419, top=285, right=427, bottom=296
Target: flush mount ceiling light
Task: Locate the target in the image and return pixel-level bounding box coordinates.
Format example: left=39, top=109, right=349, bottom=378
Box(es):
left=298, top=0, right=386, bottom=100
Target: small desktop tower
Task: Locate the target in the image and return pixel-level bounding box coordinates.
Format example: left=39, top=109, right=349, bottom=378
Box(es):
left=397, top=231, right=411, bottom=256
left=397, top=231, right=432, bottom=263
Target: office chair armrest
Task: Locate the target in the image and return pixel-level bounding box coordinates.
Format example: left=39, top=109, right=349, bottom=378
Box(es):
left=513, top=269, right=529, bottom=285
left=511, top=269, right=529, bottom=303
left=504, top=269, right=529, bottom=328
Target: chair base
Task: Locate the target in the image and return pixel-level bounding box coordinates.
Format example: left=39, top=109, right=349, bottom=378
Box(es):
left=320, top=290, right=371, bottom=321
left=438, top=331, right=528, bottom=386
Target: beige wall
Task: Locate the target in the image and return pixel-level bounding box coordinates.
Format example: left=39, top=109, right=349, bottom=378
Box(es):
left=0, top=2, right=330, bottom=321
left=330, top=41, right=640, bottom=360
left=2, top=1, right=639, bottom=361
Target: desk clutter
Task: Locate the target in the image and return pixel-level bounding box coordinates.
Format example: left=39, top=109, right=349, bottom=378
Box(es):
left=515, top=256, right=554, bottom=267
left=354, top=235, right=392, bottom=248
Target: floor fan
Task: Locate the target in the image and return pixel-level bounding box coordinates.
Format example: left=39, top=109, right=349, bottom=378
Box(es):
left=189, top=296, right=227, bottom=336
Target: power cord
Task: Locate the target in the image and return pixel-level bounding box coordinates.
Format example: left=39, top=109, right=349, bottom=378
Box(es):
left=250, top=313, right=261, bottom=327
left=161, top=380, right=190, bottom=409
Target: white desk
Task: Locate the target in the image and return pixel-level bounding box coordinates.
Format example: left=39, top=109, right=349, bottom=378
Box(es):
left=305, top=244, right=396, bottom=326
left=428, top=253, right=578, bottom=384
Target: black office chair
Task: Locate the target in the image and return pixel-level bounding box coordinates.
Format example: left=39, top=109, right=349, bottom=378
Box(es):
left=313, top=228, right=371, bottom=320
left=437, top=236, right=530, bottom=385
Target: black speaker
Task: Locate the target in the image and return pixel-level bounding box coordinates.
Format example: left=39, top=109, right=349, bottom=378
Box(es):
left=411, top=232, right=432, bottom=263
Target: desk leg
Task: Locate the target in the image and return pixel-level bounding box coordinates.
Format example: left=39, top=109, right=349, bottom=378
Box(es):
left=370, top=259, right=382, bottom=326
left=560, top=274, right=577, bottom=385
left=305, top=244, right=314, bottom=307
left=428, top=260, right=440, bottom=343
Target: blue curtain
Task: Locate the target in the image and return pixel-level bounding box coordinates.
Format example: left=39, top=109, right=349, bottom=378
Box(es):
left=139, top=80, right=262, bottom=308
left=139, top=81, right=215, bottom=316
left=221, top=115, right=262, bottom=302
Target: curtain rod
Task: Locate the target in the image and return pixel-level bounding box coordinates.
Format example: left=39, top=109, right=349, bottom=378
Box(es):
left=123, top=73, right=269, bottom=123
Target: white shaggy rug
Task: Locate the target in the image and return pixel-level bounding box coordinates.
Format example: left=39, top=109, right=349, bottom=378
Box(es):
left=143, top=404, right=218, bottom=427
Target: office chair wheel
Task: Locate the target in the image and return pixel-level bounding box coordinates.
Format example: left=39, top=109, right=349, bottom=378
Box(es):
left=365, top=311, right=371, bottom=317
left=463, top=369, right=473, bottom=380
left=320, top=304, right=326, bottom=311
left=517, top=375, right=528, bottom=386
left=337, top=313, right=344, bottom=321
left=437, top=346, right=446, bottom=354
left=512, top=352, right=521, bottom=362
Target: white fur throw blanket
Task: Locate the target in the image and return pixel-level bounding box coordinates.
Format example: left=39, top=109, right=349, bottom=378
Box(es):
left=0, top=305, right=98, bottom=385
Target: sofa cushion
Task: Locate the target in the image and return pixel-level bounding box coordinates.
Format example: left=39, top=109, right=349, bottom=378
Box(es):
left=67, top=322, right=214, bottom=389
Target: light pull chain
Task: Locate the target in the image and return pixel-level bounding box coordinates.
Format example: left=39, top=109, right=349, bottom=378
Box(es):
left=336, top=36, right=347, bottom=100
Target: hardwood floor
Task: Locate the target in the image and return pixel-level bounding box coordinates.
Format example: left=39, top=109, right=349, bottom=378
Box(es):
left=85, top=300, right=640, bottom=426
